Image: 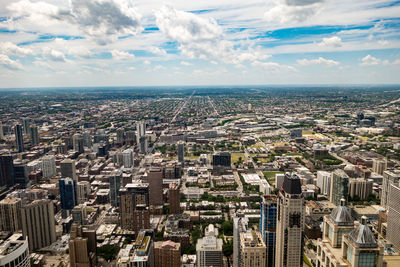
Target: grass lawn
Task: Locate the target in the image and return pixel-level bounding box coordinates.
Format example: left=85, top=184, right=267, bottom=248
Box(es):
left=231, top=153, right=245, bottom=164
left=187, top=155, right=200, bottom=160
left=249, top=142, right=265, bottom=149
left=263, top=171, right=284, bottom=179
left=302, top=130, right=313, bottom=135
left=253, top=157, right=271, bottom=163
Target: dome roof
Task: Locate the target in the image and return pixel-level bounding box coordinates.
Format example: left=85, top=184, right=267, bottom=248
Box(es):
left=347, top=216, right=377, bottom=248
left=330, top=199, right=353, bottom=226
left=344, top=164, right=355, bottom=171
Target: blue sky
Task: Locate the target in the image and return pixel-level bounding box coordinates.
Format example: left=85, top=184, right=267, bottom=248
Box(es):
left=0, top=0, right=399, bottom=87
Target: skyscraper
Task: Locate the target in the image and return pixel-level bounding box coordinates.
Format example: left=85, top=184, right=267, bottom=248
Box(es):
left=73, top=133, right=84, bottom=154
left=116, top=128, right=125, bottom=145
left=22, top=118, right=30, bottom=135
left=0, top=152, right=15, bottom=187
left=15, top=124, right=24, bottom=153
left=13, top=161, right=29, bottom=188
left=77, top=181, right=91, bottom=204
left=139, top=135, right=148, bottom=154
left=275, top=173, right=304, bottom=267
left=381, top=170, right=400, bottom=208
left=69, top=223, right=97, bottom=267
left=147, top=168, right=163, bottom=206
left=59, top=178, right=78, bottom=211
left=109, top=169, right=122, bottom=207
left=120, top=182, right=150, bottom=231
left=42, top=155, right=57, bottom=178
left=0, top=197, right=22, bottom=232
left=196, top=224, right=223, bottom=267
left=29, top=125, right=39, bottom=146
left=168, top=183, right=180, bottom=214
left=82, top=131, right=92, bottom=148
left=387, top=182, right=400, bottom=251
left=60, top=159, right=77, bottom=180
left=240, top=230, right=267, bottom=267
left=122, top=148, right=134, bottom=168
left=233, top=215, right=248, bottom=267
left=21, top=199, right=56, bottom=251
left=260, top=195, right=277, bottom=267
left=136, top=121, right=146, bottom=144
left=317, top=171, right=331, bottom=197
left=177, top=141, right=184, bottom=167
left=330, top=169, right=349, bottom=206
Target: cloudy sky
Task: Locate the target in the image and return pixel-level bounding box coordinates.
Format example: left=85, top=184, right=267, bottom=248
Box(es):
left=0, top=0, right=400, bottom=88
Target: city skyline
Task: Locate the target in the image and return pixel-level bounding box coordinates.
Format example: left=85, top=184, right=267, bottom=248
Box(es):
left=0, top=0, right=399, bottom=87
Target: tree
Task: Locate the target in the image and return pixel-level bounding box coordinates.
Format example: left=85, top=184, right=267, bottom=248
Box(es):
left=222, top=221, right=233, bottom=236
left=223, top=240, right=233, bottom=257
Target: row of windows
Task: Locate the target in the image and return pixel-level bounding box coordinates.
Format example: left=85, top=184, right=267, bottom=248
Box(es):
left=1, top=249, right=28, bottom=267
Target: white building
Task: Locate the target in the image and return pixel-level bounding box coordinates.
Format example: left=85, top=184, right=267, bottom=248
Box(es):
left=0, top=234, right=29, bottom=267
left=122, top=149, right=134, bottom=168
left=196, top=224, right=223, bottom=267
left=77, top=181, right=91, bottom=204
left=42, top=155, right=57, bottom=179
left=317, top=171, right=331, bottom=196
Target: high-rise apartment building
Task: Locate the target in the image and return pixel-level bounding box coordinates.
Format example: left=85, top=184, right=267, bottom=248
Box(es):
left=60, top=159, right=77, bottom=180
left=234, top=215, right=248, bottom=267
left=177, top=141, right=184, bottom=167
left=382, top=170, right=400, bottom=208
left=109, top=169, right=122, bottom=207
left=69, top=223, right=97, bottom=267
left=317, top=171, right=331, bottom=196
left=72, top=133, right=84, bottom=154
left=348, top=178, right=373, bottom=200
left=29, top=125, right=39, bottom=146
left=21, top=199, right=56, bottom=251
left=42, top=155, right=56, bottom=178
left=15, top=124, right=24, bottom=153
left=82, top=131, right=92, bottom=148
left=154, top=240, right=181, bottom=267
left=260, top=195, right=277, bottom=267
left=122, top=148, right=134, bottom=168
left=168, top=183, right=180, bottom=214
left=0, top=153, right=15, bottom=187
left=387, top=182, right=400, bottom=251
left=22, top=118, right=30, bottom=135
left=120, top=182, right=150, bottom=232
left=196, top=224, right=223, bottom=267
left=116, top=128, right=125, bottom=145
left=139, top=136, right=148, bottom=154
left=147, top=168, right=163, bottom=206
left=372, top=159, right=387, bottom=175
left=275, top=173, right=304, bottom=267
left=136, top=121, right=146, bottom=144
left=0, top=233, right=30, bottom=267
left=212, top=152, right=231, bottom=167
left=77, top=181, right=91, bottom=204
left=0, top=197, right=22, bottom=232
left=330, top=169, right=349, bottom=206
left=239, top=230, right=267, bottom=267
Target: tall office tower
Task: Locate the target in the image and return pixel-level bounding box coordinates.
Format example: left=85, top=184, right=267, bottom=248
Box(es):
left=317, top=171, right=331, bottom=196
left=0, top=121, right=3, bottom=140
left=21, top=199, right=56, bottom=251
left=0, top=233, right=29, bottom=267
left=120, top=182, right=150, bottom=231
left=82, top=131, right=92, bottom=148
left=233, top=216, right=249, bottom=267
left=72, top=204, right=87, bottom=225
left=15, top=124, right=24, bottom=153
left=212, top=152, right=231, bottom=167
left=348, top=178, right=373, bottom=200
left=139, top=136, right=148, bottom=154
left=59, top=177, right=78, bottom=212
left=125, top=130, right=136, bottom=145
left=372, top=159, right=387, bottom=175
left=0, top=197, right=22, bottom=232
left=29, top=125, right=39, bottom=146
left=133, top=205, right=150, bottom=234
left=316, top=199, right=355, bottom=266
left=72, top=133, right=84, bottom=154
left=77, top=181, right=91, bottom=204
left=0, top=152, right=15, bottom=187
left=22, top=118, right=30, bottom=135
left=13, top=162, right=29, bottom=188
left=387, top=182, right=400, bottom=251
left=177, top=141, right=184, bottom=167
left=109, top=169, right=122, bottom=207
left=146, top=168, right=163, bottom=206
left=196, top=224, right=223, bottom=267
left=42, top=155, right=56, bottom=178
left=260, top=195, right=277, bottom=267
left=122, top=148, right=134, bottom=168
left=136, top=121, right=146, bottom=144
left=275, top=173, right=304, bottom=267
left=69, top=223, right=97, bottom=267
left=330, top=169, right=349, bottom=206
left=168, top=183, right=180, bottom=214
left=60, top=158, right=77, bottom=180
left=381, top=170, right=400, bottom=208
left=342, top=216, right=383, bottom=267
left=154, top=240, right=181, bottom=267
left=116, top=128, right=125, bottom=145
left=240, top=230, right=267, bottom=267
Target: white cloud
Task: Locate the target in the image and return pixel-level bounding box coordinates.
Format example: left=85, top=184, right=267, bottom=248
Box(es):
left=393, top=59, right=400, bottom=65
left=318, top=36, right=342, bottom=47
left=264, top=0, right=324, bottom=24
left=378, top=40, right=389, bottom=46
left=143, top=60, right=151, bottom=65
left=153, top=65, right=165, bottom=71
left=149, top=46, right=167, bottom=55
left=297, top=57, right=340, bottom=66
left=252, top=60, right=296, bottom=71
left=33, top=60, right=54, bottom=70
left=180, top=61, right=192, bottom=66
left=210, top=61, right=218, bottom=65
left=360, top=54, right=380, bottom=66
left=0, top=54, right=23, bottom=70
left=43, top=47, right=66, bottom=62
left=111, top=50, right=134, bottom=60
left=0, top=42, right=34, bottom=56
